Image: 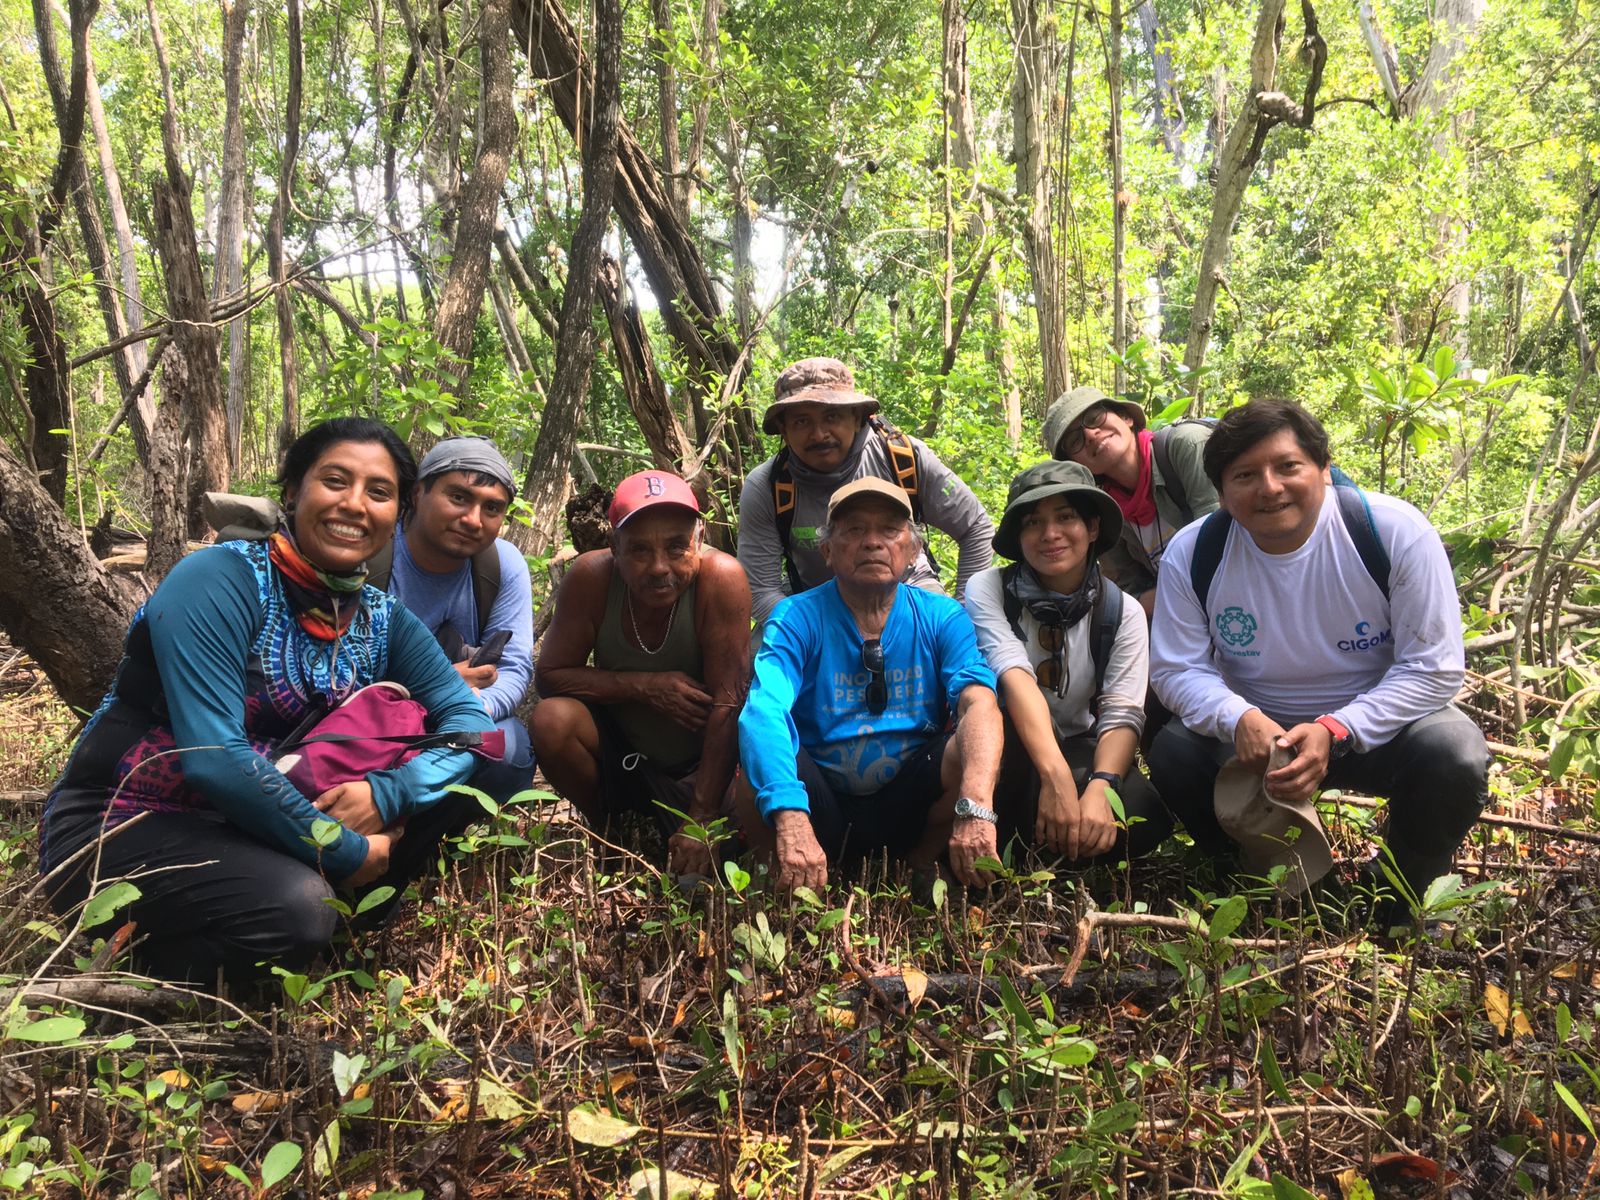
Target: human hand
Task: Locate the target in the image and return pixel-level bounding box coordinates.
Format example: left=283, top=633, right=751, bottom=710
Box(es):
left=668, top=825, right=716, bottom=877
left=1035, top=768, right=1083, bottom=858
left=313, top=780, right=384, bottom=835
left=1265, top=723, right=1331, bottom=804
left=1233, top=709, right=1287, bottom=772
left=640, top=672, right=715, bottom=730
left=948, top=815, right=999, bottom=887
left=345, top=830, right=400, bottom=887
left=1075, top=780, right=1120, bottom=860
left=772, top=810, right=828, bottom=892
left=455, top=661, right=499, bottom=690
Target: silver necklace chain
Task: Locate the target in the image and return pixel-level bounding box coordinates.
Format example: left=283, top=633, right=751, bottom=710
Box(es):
left=626, top=589, right=679, bottom=655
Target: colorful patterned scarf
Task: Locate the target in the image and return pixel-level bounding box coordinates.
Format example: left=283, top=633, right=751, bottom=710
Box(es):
left=1102, top=429, right=1159, bottom=528
left=268, top=529, right=368, bottom=641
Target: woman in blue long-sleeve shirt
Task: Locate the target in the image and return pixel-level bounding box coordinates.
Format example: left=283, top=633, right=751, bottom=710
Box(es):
left=40, top=417, right=494, bottom=984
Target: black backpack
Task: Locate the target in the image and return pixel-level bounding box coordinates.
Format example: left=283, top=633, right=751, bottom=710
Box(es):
left=772, top=414, right=925, bottom=594
left=1149, top=417, right=1220, bottom=526
left=366, top=538, right=502, bottom=637
left=999, top=562, right=1124, bottom=713
left=1187, top=466, right=1391, bottom=612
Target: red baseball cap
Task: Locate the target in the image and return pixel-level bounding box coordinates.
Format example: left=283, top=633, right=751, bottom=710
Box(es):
left=608, top=470, right=701, bottom=530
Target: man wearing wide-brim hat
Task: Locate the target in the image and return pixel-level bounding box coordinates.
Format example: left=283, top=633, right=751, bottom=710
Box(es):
left=737, top=357, right=994, bottom=627
left=736, top=476, right=1004, bottom=892
left=1148, top=399, right=1487, bottom=916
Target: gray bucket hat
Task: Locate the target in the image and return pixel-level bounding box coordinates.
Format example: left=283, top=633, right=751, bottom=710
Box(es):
left=992, top=460, right=1123, bottom=562
left=1041, top=385, right=1147, bottom=460
left=1213, top=745, right=1334, bottom=896
left=762, top=357, right=879, bottom=436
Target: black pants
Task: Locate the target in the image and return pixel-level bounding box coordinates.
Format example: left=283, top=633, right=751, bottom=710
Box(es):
left=995, top=719, right=1172, bottom=864
left=1146, top=706, right=1488, bottom=896
left=45, top=789, right=482, bottom=986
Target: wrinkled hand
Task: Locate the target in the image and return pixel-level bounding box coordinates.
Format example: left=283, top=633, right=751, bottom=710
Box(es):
left=345, top=830, right=400, bottom=888
left=948, top=816, right=999, bottom=887
left=1265, top=723, right=1331, bottom=804
left=1035, top=769, right=1083, bottom=858
left=1233, top=709, right=1287, bottom=773
left=772, top=810, right=828, bottom=892
left=639, top=671, right=714, bottom=731
left=455, top=661, right=499, bottom=691
left=313, top=780, right=384, bottom=836
left=1074, top=780, right=1120, bottom=860
left=668, top=825, right=716, bottom=877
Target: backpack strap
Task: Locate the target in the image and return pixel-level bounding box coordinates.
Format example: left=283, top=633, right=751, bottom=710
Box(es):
left=770, top=448, right=805, bottom=595
left=367, top=539, right=395, bottom=593
left=1150, top=427, right=1190, bottom=524
left=1187, top=468, right=1391, bottom=612
left=1000, top=562, right=1025, bottom=640
left=1090, top=581, right=1123, bottom=703
left=871, top=415, right=925, bottom=524
left=471, top=541, right=503, bottom=636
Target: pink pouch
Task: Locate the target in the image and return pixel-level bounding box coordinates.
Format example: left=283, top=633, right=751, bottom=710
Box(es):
left=273, top=682, right=505, bottom=798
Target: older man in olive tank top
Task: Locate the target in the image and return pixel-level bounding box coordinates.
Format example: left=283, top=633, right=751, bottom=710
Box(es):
left=531, top=471, right=752, bottom=875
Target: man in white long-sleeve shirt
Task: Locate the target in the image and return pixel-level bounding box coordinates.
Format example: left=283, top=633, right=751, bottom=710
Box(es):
left=1148, top=399, right=1487, bottom=902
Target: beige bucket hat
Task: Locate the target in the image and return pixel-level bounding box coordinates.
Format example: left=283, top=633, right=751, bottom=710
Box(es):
left=1041, top=385, right=1148, bottom=460
left=763, top=357, right=879, bottom=436
left=1213, top=746, right=1334, bottom=895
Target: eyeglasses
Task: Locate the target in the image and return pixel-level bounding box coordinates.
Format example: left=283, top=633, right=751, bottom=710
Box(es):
left=861, top=637, right=888, bottom=714
left=1060, top=405, right=1111, bottom=457
left=1034, top=621, right=1065, bottom=692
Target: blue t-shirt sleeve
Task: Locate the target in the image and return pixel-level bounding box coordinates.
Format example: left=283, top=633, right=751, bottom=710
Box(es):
left=146, top=548, right=369, bottom=878
left=367, top=604, right=497, bottom=825
left=932, top=596, right=998, bottom=711
left=738, top=597, right=810, bottom=823
left=476, top=542, right=534, bottom=721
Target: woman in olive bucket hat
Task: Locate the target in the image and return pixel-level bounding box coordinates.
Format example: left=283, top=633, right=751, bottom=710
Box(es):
left=962, top=461, right=1171, bottom=864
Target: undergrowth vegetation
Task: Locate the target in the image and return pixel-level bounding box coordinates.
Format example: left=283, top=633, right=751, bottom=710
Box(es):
left=1, top=648, right=1597, bottom=1199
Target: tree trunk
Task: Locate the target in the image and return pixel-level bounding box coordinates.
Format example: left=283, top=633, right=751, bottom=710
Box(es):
left=1011, top=0, right=1071, bottom=405
left=213, top=0, right=252, bottom=463
left=6, top=220, right=73, bottom=506
left=1136, top=1, right=1185, bottom=161
left=649, top=0, right=687, bottom=219
left=268, top=0, right=302, bottom=457
left=598, top=253, right=695, bottom=471
left=0, top=439, right=138, bottom=711
left=520, top=0, right=622, bottom=557
left=431, top=0, right=516, bottom=400
left=683, top=0, right=720, bottom=211
left=1107, top=0, right=1127, bottom=394
left=148, top=0, right=229, bottom=533
left=145, top=378, right=188, bottom=582
left=1181, top=0, right=1325, bottom=389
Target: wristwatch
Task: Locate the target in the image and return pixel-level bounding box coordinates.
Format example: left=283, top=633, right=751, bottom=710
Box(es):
left=953, top=797, right=998, bottom=824
left=1088, top=770, right=1123, bottom=791
left=1315, top=714, right=1353, bottom=759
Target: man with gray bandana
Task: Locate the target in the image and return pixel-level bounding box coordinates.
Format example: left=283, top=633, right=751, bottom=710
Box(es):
left=737, top=358, right=994, bottom=627
left=376, top=436, right=536, bottom=802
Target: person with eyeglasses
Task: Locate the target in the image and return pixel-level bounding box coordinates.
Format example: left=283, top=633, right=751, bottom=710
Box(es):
left=1041, top=386, right=1219, bottom=618
left=735, top=477, right=1004, bottom=891
left=963, top=461, right=1172, bottom=863
left=737, top=357, right=994, bottom=628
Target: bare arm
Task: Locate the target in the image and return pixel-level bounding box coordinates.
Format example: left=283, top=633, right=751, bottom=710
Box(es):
left=954, top=683, right=1003, bottom=805
left=688, top=552, right=751, bottom=819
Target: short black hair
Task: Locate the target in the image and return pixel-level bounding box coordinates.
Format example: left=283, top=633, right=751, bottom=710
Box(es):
left=1202, top=399, right=1331, bottom=489
left=420, top=468, right=512, bottom=500
left=275, top=417, right=418, bottom=521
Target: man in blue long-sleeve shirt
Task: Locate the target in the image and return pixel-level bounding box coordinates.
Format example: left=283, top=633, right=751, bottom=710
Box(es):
left=736, top=477, right=1005, bottom=890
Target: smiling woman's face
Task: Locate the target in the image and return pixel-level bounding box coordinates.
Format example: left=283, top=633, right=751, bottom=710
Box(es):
left=284, top=440, right=402, bottom=572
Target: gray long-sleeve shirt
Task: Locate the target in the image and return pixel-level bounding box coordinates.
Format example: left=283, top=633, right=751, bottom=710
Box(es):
left=737, top=425, right=995, bottom=626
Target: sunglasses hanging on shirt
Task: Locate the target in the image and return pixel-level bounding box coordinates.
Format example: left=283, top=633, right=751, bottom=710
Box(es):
left=861, top=637, right=889, bottom=714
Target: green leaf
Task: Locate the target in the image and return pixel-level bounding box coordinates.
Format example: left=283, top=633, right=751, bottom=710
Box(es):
left=1087, top=1099, right=1142, bottom=1136
left=1554, top=1080, right=1598, bottom=1141
left=628, top=1167, right=716, bottom=1199
left=7, top=1014, right=85, bottom=1043
left=1549, top=733, right=1577, bottom=778
left=260, top=1140, right=302, bottom=1190
left=996, top=975, right=1039, bottom=1037
left=1258, top=1034, right=1292, bottom=1104
left=1557, top=1002, right=1572, bottom=1043
left=310, top=818, right=343, bottom=848
left=1269, top=1176, right=1320, bottom=1200
left=311, top=1118, right=340, bottom=1176
left=1208, top=895, right=1248, bottom=942
left=81, top=880, right=141, bottom=929
left=567, top=1103, right=642, bottom=1147
left=356, top=887, right=396, bottom=916
left=722, top=862, right=750, bottom=893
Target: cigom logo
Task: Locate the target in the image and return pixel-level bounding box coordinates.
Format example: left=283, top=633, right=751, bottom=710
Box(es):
left=1216, top=606, right=1258, bottom=647
left=1337, top=620, right=1392, bottom=652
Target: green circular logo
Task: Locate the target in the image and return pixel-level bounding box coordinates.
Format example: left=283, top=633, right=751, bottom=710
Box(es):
left=1216, top=606, right=1258, bottom=647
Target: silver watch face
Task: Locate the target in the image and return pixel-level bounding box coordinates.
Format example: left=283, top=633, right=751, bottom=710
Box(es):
left=955, top=797, right=997, bottom=823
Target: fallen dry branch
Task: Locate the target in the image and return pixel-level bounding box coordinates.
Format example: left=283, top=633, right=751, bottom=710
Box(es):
left=1062, top=908, right=1290, bottom=987
left=1333, top=795, right=1600, bottom=847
